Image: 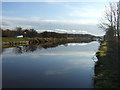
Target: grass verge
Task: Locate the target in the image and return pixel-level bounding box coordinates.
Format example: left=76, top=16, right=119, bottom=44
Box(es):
left=94, top=41, right=120, bottom=88
left=2, top=37, right=30, bottom=42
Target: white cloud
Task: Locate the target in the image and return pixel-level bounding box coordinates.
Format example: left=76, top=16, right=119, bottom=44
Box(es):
left=69, top=9, right=104, bottom=18
left=3, top=50, right=95, bottom=57
left=1, top=16, right=98, bottom=29
left=36, top=29, right=92, bottom=34
left=2, top=17, right=34, bottom=29
left=66, top=43, right=88, bottom=46
left=64, top=3, right=105, bottom=19
left=1, top=16, right=104, bottom=35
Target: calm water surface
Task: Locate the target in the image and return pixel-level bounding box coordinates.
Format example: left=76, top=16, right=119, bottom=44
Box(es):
left=2, top=41, right=99, bottom=88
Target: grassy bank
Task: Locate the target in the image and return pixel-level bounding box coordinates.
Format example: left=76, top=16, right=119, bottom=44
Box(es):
left=2, top=37, right=30, bottom=42
left=94, top=41, right=120, bottom=88
left=2, top=37, right=91, bottom=42
left=2, top=37, right=93, bottom=48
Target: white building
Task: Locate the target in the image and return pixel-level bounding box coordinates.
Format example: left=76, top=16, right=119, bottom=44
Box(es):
left=16, top=35, right=23, bottom=38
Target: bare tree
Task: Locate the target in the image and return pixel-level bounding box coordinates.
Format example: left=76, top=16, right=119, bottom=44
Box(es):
left=118, top=1, right=120, bottom=40
left=100, top=1, right=120, bottom=41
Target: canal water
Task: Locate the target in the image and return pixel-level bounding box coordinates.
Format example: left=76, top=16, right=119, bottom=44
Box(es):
left=2, top=41, right=99, bottom=88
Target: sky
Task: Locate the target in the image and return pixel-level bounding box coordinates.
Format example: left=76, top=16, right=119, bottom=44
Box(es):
left=1, top=0, right=119, bottom=36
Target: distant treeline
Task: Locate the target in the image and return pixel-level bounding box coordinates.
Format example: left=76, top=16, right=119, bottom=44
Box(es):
left=2, top=27, right=96, bottom=38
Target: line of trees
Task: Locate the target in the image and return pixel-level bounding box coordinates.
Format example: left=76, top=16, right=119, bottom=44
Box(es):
left=99, top=1, right=120, bottom=87
left=2, top=27, right=95, bottom=39
left=100, top=1, right=120, bottom=42
left=100, top=1, right=120, bottom=63
left=2, top=27, right=38, bottom=38
left=41, top=31, right=95, bottom=38
left=100, top=1, right=120, bottom=61
left=94, top=1, right=120, bottom=88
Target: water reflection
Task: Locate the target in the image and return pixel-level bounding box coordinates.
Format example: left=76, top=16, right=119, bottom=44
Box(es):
left=2, top=41, right=93, bottom=55
left=2, top=41, right=99, bottom=88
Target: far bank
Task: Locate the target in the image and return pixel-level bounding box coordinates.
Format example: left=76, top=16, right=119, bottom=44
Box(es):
left=2, top=37, right=96, bottom=48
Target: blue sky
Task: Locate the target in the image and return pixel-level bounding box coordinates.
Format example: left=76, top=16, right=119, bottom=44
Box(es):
left=2, top=2, right=105, bottom=19
left=1, top=1, right=115, bottom=36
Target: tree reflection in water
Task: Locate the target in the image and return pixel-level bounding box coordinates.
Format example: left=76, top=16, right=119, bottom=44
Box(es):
left=2, top=40, right=93, bottom=54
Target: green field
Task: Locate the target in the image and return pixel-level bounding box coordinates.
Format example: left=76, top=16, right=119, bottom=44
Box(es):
left=2, top=37, right=30, bottom=42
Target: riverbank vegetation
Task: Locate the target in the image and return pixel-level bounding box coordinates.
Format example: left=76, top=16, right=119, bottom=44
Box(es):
left=2, top=37, right=30, bottom=42
left=2, top=37, right=93, bottom=48
left=1, top=27, right=99, bottom=47
left=94, top=41, right=120, bottom=88
left=94, top=1, right=120, bottom=88
left=2, top=27, right=96, bottom=39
